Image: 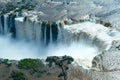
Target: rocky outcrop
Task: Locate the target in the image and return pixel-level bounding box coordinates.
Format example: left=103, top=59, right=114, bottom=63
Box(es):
left=68, top=41, right=120, bottom=80
left=62, top=22, right=120, bottom=51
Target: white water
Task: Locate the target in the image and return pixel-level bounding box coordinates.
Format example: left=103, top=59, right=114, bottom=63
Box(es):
left=0, top=35, right=97, bottom=68
left=2, top=19, right=120, bottom=68
left=1, top=21, right=118, bottom=68
left=47, top=42, right=98, bottom=68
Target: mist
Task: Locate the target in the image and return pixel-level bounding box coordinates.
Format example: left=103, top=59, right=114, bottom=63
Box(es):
left=0, top=35, right=46, bottom=60
left=0, top=35, right=98, bottom=67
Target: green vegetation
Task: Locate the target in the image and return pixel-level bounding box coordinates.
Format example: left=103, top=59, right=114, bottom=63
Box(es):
left=0, top=3, right=35, bottom=15
left=18, top=58, right=44, bottom=69
left=0, top=59, right=12, bottom=67
left=7, top=71, right=28, bottom=80
left=0, top=4, right=16, bottom=15
left=0, top=57, right=75, bottom=80
left=15, top=3, right=35, bottom=12
left=18, top=58, right=46, bottom=76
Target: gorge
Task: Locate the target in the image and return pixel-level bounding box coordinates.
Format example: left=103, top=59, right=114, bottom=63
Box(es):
left=1, top=0, right=120, bottom=80
left=0, top=11, right=120, bottom=69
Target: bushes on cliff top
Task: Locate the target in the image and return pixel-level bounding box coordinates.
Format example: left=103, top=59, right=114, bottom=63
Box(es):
left=18, top=58, right=44, bottom=70
left=18, top=58, right=46, bottom=75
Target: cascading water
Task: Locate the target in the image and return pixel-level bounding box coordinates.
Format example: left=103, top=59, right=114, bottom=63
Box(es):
left=57, top=22, right=63, bottom=42
left=1, top=13, right=120, bottom=68
left=0, top=16, right=3, bottom=34
left=0, top=14, right=16, bottom=37
left=50, top=24, right=53, bottom=43
left=4, top=15, right=8, bottom=34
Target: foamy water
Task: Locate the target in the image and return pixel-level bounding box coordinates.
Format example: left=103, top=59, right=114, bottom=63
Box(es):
left=0, top=36, right=97, bottom=57
left=0, top=35, right=98, bottom=68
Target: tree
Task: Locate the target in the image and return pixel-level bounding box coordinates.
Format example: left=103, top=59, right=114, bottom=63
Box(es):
left=45, top=55, right=74, bottom=80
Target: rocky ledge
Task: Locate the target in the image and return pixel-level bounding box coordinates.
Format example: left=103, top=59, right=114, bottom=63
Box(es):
left=67, top=41, right=120, bottom=80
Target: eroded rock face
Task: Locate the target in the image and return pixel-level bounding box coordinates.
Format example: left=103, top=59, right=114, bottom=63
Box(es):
left=92, top=41, right=120, bottom=71
left=68, top=41, right=120, bottom=80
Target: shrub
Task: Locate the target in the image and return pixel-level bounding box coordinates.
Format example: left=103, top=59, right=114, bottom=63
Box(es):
left=0, top=59, right=12, bottom=67
left=18, top=58, right=40, bottom=70
left=9, top=71, right=28, bottom=80
left=18, top=58, right=46, bottom=75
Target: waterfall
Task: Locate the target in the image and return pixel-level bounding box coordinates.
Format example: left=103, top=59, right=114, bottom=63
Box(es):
left=7, top=14, right=16, bottom=38
left=50, top=24, right=53, bottom=43
left=46, top=22, right=50, bottom=45
left=0, top=16, right=3, bottom=34
left=0, top=13, right=118, bottom=51
left=4, top=15, right=8, bottom=34
left=0, top=15, right=4, bottom=34
left=1, top=13, right=120, bottom=69
left=57, top=22, right=63, bottom=42
left=41, top=21, right=59, bottom=45
left=51, top=22, right=58, bottom=43
left=15, top=17, right=26, bottom=39
left=0, top=13, right=60, bottom=45
left=44, top=24, right=47, bottom=45
left=41, top=21, right=46, bottom=45
left=24, top=18, right=35, bottom=40
left=0, top=14, right=16, bottom=37
left=34, top=21, right=41, bottom=43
